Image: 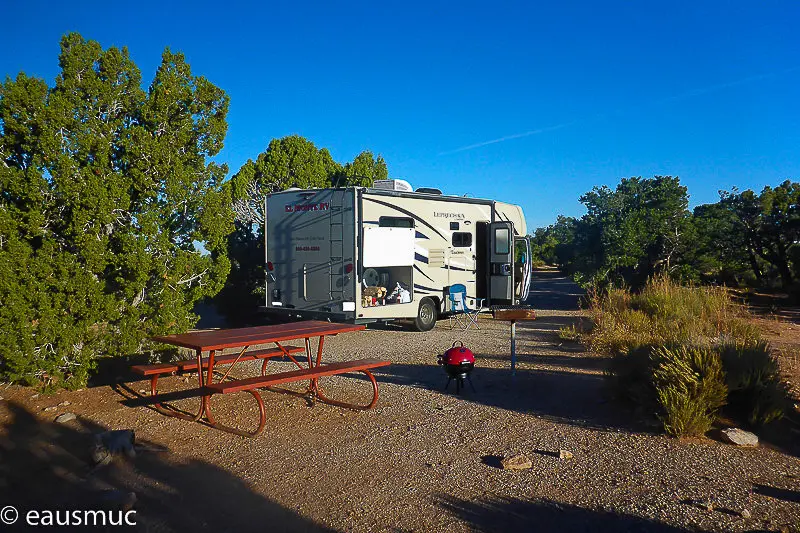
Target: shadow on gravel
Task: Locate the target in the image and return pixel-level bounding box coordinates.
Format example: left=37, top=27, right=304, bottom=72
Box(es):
left=437, top=494, right=698, bottom=532
left=0, top=400, right=333, bottom=533
left=477, top=353, right=608, bottom=372
left=513, top=315, right=586, bottom=334
left=373, top=361, right=644, bottom=433
left=753, top=483, right=800, bottom=503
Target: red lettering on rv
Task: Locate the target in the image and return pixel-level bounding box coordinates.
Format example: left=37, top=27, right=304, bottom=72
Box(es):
left=284, top=202, right=330, bottom=213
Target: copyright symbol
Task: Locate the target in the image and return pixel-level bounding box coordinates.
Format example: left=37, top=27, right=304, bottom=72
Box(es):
left=0, top=505, right=18, bottom=525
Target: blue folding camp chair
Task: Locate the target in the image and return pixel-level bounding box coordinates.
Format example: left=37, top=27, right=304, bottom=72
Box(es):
left=447, top=284, right=485, bottom=330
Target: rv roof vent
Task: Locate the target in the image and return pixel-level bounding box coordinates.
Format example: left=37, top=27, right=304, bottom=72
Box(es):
left=415, top=187, right=443, bottom=195
left=373, top=179, right=413, bottom=192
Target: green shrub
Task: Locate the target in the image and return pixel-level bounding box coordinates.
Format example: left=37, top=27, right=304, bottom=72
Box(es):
left=558, top=325, right=581, bottom=341
left=719, top=341, right=788, bottom=425
left=0, top=35, right=233, bottom=389
left=607, top=345, right=660, bottom=408
left=652, top=345, right=728, bottom=437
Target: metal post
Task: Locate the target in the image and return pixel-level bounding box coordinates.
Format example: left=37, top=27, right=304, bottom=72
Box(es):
left=510, top=320, right=516, bottom=376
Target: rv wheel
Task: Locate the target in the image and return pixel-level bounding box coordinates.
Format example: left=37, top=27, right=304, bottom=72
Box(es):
left=413, top=297, right=437, bottom=332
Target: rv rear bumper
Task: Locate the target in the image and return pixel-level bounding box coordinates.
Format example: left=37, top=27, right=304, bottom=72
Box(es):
left=258, top=306, right=356, bottom=323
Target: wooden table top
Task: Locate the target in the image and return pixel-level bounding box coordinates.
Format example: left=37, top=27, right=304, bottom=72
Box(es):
left=151, top=321, right=366, bottom=351
left=491, top=309, right=537, bottom=321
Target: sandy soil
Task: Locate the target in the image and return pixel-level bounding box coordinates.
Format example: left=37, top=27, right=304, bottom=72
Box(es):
left=1, top=269, right=799, bottom=532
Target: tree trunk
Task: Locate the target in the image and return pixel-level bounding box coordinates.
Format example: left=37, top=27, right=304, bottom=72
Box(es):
left=748, top=250, right=763, bottom=284
left=776, top=240, right=793, bottom=289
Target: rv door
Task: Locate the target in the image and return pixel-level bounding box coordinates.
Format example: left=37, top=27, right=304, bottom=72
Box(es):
left=489, top=221, right=514, bottom=305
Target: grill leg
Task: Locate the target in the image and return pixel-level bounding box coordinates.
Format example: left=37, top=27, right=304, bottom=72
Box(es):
left=467, top=374, right=476, bottom=392
left=444, top=377, right=452, bottom=391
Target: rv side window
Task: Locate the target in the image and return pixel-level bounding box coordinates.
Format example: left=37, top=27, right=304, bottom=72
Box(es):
left=494, top=227, right=510, bottom=254
left=452, top=232, right=472, bottom=248
left=379, top=217, right=414, bottom=228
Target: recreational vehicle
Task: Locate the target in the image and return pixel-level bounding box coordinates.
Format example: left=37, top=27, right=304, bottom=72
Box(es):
left=262, top=180, right=531, bottom=331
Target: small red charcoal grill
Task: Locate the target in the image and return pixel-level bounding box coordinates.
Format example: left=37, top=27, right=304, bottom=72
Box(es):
left=438, top=341, right=476, bottom=394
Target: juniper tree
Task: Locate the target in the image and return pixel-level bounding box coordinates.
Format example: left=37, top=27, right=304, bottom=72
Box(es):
left=0, top=33, right=233, bottom=388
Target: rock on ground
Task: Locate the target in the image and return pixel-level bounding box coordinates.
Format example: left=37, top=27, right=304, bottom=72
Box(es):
left=721, top=428, right=759, bottom=447
left=55, top=412, right=77, bottom=424
left=501, top=454, right=533, bottom=470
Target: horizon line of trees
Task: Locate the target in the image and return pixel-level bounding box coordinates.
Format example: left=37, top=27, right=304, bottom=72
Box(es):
left=530, top=176, right=800, bottom=293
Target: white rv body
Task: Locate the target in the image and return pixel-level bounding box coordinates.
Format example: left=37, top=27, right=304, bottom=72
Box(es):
left=263, top=186, right=530, bottom=328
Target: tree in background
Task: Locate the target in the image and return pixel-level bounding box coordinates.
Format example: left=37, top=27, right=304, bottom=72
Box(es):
left=529, top=215, right=577, bottom=268
left=719, top=181, right=800, bottom=290
left=571, top=176, right=690, bottom=288
left=533, top=176, right=800, bottom=293
left=217, top=136, right=388, bottom=324
left=0, top=34, right=232, bottom=388
left=685, top=202, right=756, bottom=285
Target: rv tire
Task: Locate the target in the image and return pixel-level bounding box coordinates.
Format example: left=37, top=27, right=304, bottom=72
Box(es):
left=413, top=297, right=437, bottom=332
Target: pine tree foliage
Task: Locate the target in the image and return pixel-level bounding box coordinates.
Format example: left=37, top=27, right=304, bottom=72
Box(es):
left=219, top=136, right=388, bottom=324
left=0, top=33, right=233, bottom=388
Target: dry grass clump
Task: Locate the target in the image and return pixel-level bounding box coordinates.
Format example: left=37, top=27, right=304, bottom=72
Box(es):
left=592, top=275, right=787, bottom=436
left=586, top=275, right=760, bottom=355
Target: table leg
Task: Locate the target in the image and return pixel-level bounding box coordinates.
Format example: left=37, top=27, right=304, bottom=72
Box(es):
left=510, top=320, right=516, bottom=376
left=201, top=349, right=216, bottom=421
left=315, top=335, right=325, bottom=367
left=310, top=335, right=326, bottom=399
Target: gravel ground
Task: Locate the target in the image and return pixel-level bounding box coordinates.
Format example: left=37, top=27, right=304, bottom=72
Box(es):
left=1, top=269, right=799, bottom=532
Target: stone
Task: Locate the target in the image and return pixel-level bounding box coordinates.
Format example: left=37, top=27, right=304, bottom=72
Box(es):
left=0, top=395, right=4, bottom=401
left=30, top=394, right=39, bottom=400
left=501, top=454, right=532, bottom=470
left=721, top=428, right=758, bottom=447
left=55, top=412, right=76, bottom=424
left=741, top=509, right=751, bottom=519
left=91, top=430, right=136, bottom=465
left=559, top=450, right=574, bottom=460
left=138, top=389, right=147, bottom=395
left=43, top=406, right=58, bottom=412
left=58, top=401, right=71, bottom=407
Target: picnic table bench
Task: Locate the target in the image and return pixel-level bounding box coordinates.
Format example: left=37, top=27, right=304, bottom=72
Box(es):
left=128, top=321, right=390, bottom=437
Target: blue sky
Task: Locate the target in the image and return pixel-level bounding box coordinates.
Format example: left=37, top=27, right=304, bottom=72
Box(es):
left=3, top=1, right=799, bottom=230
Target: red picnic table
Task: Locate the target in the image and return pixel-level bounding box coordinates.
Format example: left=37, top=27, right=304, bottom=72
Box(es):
left=130, top=321, right=390, bottom=437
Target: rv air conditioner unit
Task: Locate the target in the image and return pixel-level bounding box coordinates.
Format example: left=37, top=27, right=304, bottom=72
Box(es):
left=373, top=179, right=413, bottom=192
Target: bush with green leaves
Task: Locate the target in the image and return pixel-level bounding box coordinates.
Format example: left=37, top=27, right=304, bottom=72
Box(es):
left=611, top=341, right=787, bottom=436
left=0, top=34, right=233, bottom=389
left=651, top=345, right=728, bottom=437
left=599, top=277, right=789, bottom=435
left=720, top=341, right=788, bottom=425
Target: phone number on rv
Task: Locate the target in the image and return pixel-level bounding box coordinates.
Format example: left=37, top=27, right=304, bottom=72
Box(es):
left=295, top=246, right=321, bottom=251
